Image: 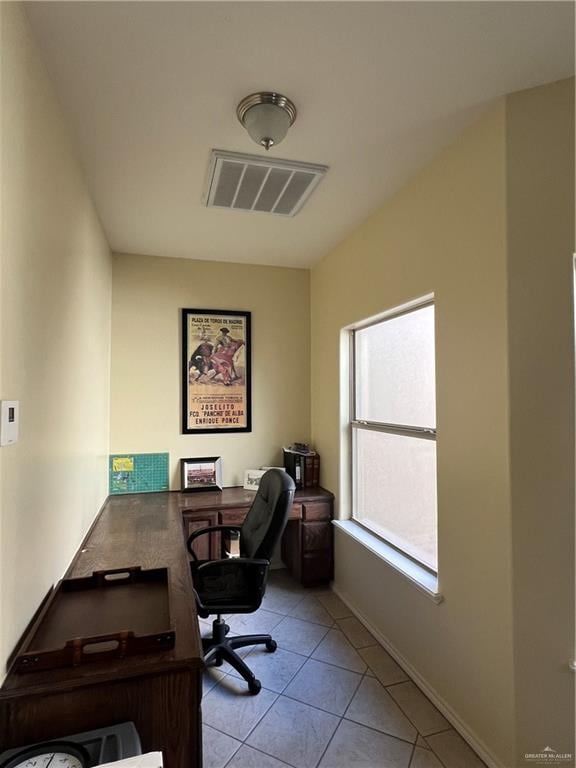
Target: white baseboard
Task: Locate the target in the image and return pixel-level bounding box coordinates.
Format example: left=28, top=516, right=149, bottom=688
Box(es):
left=331, top=582, right=506, bottom=768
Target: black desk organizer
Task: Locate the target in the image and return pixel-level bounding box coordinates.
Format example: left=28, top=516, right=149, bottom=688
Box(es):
left=13, top=566, right=175, bottom=673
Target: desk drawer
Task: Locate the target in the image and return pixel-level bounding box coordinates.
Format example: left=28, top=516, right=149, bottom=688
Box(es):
left=290, top=503, right=302, bottom=520
left=220, top=508, right=248, bottom=525
left=221, top=504, right=301, bottom=524
left=302, top=502, right=331, bottom=521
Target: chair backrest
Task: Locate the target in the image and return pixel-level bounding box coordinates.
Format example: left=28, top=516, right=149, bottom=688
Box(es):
left=240, top=469, right=295, bottom=560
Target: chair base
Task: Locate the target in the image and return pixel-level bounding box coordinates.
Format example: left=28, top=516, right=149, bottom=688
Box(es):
left=202, top=617, right=277, bottom=695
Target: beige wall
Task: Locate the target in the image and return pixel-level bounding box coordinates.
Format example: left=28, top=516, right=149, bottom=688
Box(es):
left=110, top=254, right=310, bottom=488
left=0, top=4, right=112, bottom=677
left=311, top=79, right=575, bottom=768
left=311, top=101, right=515, bottom=766
left=506, top=79, right=575, bottom=764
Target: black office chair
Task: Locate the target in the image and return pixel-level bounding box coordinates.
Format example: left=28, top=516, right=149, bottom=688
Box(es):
left=187, top=468, right=295, bottom=694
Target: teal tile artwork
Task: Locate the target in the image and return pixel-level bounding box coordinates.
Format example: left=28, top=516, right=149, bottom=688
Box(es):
left=109, top=452, right=169, bottom=494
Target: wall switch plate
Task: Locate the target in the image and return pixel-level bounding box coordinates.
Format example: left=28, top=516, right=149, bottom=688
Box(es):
left=1, top=400, right=19, bottom=446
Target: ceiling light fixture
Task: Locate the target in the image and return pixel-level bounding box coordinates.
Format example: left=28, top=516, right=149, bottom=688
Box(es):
left=236, top=92, right=297, bottom=151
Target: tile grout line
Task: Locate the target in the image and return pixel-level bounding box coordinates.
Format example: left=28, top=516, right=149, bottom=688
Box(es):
left=341, top=665, right=371, bottom=720
left=413, top=736, right=451, bottom=768
left=274, top=686, right=423, bottom=751
left=279, top=613, right=337, bottom=630
left=269, top=687, right=353, bottom=720
left=326, top=591, right=489, bottom=767
left=203, top=578, right=289, bottom=746
left=208, top=666, right=431, bottom=755
left=282, top=660, right=366, bottom=720
left=340, top=712, right=423, bottom=750
left=337, top=665, right=429, bottom=750
left=309, top=658, right=368, bottom=675
left=231, top=632, right=346, bottom=768
left=205, top=598, right=329, bottom=753
left=384, top=679, right=412, bottom=690
left=207, top=578, right=483, bottom=768
left=234, top=686, right=280, bottom=745
left=208, top=674, right=427, bottom=754
left=300, top=620, right=452, bottom=756
left=225, top=647, right=309, bottom=694
left=213, top=711, right=423, bottom=768
left=202, top=672, right=279, bottom=744
left=261, top=593, right=306, bottom=615
left=206, top=591, right=368, bottom=728
left=415, top=731, right=457, bottom=768
left=241, top=735, right=314, bottom=768
left=241, top=734, right=304, bottom=768
left=378, top=691, right=437, bottom=744
left=373, top=687, right=457, bottom=760
left=221, top=738, right=296, bottom=768
left=225, top=636, right=373, bottom=688
left=216, top=731, right=242, bottom=768
left=311, top=713, right=343, bottom=768
left=304, top=653, right=368, bottom=676
left=375, top=679, right=440, bottom=739
left=421, top=725, right=454, bottom=738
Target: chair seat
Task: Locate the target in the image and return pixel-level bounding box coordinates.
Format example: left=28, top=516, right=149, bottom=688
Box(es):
left=191, top=559, right=261, bottom=613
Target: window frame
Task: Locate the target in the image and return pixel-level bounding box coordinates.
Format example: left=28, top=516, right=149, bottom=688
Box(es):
left=349, top=298, right=438, bottom=575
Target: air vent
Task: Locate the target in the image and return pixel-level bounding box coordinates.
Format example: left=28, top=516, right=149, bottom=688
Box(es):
left=204, top=150, right=328, bottom=217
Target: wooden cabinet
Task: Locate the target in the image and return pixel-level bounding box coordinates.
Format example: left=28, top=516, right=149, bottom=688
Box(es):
left=183, top=510, right=219, bottom=559
left=220, top=508, right=248, bottom=526
left=282, top=500, right=333, bottom=585
left=179, top=487, right=334, bottom=586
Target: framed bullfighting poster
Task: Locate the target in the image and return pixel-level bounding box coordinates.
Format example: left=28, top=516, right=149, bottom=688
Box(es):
left=182, top=308, right=252, bottom=434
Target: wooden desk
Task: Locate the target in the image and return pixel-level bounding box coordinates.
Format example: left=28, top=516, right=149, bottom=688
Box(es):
left=0, top=487, right=333, bottom=765
left=180, top=486, right=334, bottom=585
left=0, top=493, right=203, bottom=767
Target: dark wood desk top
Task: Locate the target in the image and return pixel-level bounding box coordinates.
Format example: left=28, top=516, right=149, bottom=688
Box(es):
left=1, top=492, right=202, bottom=697
left=1, top=487, right=333, bottom=697
left=179, top=485, right=334, bottom=511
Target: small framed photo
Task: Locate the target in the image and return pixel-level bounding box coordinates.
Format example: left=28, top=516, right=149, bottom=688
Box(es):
left=181, top=456, right=223, bottom=493
left=243, top=469, right=266, bottom=491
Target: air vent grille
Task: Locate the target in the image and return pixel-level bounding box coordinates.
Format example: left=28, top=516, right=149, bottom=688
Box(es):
left=204, top=150, right=328, bottom=217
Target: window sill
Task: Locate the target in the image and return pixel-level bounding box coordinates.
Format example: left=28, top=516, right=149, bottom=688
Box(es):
left=332, top=520, right=443, bottom=603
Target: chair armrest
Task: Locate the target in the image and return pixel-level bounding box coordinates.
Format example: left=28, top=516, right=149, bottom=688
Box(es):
left=195, top=557, right=269, bottom=575
left=186, top=524, right=242, bottom=559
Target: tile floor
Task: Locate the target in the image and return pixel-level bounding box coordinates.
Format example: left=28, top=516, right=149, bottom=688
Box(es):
left=201, top=569, right=487, bottom=768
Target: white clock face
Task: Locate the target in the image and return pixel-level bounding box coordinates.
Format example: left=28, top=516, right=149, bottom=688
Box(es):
left=15, top=754, right=84, bottom=768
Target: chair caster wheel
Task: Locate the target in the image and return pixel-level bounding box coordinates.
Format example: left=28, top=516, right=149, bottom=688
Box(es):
left=213, top=657, right=223, bottom=667
left=265, top=639, right=277, bottom=653
left=223, top=624, right=230, bottom=635
left=248, top=678, right=262, bottom=695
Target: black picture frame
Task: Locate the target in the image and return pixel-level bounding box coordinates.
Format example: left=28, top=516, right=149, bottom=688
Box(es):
left=181, top=308, right=252, bottom=434
left=180, top=456, right=223, bottom=493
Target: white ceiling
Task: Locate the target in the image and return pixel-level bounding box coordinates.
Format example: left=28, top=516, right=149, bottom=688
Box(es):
left=26, top=2, right=574, bottom=268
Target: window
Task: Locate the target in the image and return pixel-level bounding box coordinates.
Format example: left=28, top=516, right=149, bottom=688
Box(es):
left=351, top=301, right=438, bottom=572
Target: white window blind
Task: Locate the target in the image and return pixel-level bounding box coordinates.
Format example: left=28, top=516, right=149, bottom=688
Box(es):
left=351, top=302, right=438, bottom=572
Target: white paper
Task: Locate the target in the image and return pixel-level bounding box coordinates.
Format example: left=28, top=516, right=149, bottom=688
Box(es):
left=97, top=752, right=163, bottom=768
